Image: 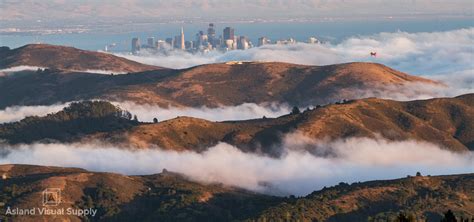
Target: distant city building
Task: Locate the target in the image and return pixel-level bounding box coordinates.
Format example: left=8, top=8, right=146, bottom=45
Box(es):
left=180, top=27, right=185, bottom=50
left=185, top=41, right=193, bottom=50
left=207, top=23, right=218, bottom=48
left=131, top=37, right=140, bottom=54
left=223, top=27, right=234, bottom=41
left=165, top=38, right=174, bottom=48
left=258, top=37, right=271, bottom=46
left=156, top=40, right=166, bottom=50
left=129, top=23, right=309, bottom=54
left=147, top=37, right=155, bottom=48
left=276, top=38, right=296, bottom=45
left=216, top=35, right=223, bottom=48
left=207, top=23, right=216, bottom=37
left=308, top=37, right=321, bottom=44
left=196, top=31, right=208, bottom=49
left=173, top=35, right=181, bottom=49
left=237, top=36, right=249, bottom=50
left=225, top=39, right=234, bottom=50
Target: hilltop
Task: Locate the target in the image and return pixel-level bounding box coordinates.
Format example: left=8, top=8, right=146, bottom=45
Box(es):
left=0, top=44, right=161, bottom=73
left=0, top=164, right=472, bottom=221
left=73, top=93, right=474, bottom=154
left=0, top=101, right=139, bottom=144
left=155, top=61, right=437, bottom=107
left=1, top=94, right=472, bottom=154
left=0, top=57, right=441, bottom=109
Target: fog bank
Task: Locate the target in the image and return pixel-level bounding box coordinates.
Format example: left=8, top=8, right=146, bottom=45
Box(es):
left=1, top=134, right=472, bottom=196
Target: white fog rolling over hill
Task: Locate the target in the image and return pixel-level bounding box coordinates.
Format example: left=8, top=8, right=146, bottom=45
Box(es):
left=117, top=28, right=473, bottom=98
left=0, top=102, right=291, bottom=124
left=0, top=103, right=69, bottom=124
left=1, top=134, right=473, bottom=196
left=0, top=82, right=470, bottom=124
left=112, top=102, right=292, bottom=122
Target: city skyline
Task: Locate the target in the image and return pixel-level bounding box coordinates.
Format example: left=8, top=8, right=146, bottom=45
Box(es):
left=129, top=24, right=322, bottom=54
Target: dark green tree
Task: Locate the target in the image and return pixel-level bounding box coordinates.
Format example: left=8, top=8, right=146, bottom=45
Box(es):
left=396, top=212, right=416, bottom=222
left=441, top=210, right=457, bottom=222
left=291, top=106, right=301, bottom=115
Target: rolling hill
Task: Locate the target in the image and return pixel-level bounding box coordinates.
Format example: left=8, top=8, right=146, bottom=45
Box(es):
left=0, top=44, right=161, bottom=73
left=0, top=164, right=472, bottom=221
left=0, top=44, right=441, bottom=108
left=1, top=94, right=472, bottom=154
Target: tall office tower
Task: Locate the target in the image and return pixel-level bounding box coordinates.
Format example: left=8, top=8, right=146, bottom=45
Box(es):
left=180, top=27, right=185, bottom=50
left=223, top=27, right=234, bottom=40
left=207, top=23, right=216, bottom=37
left=185, top=41, right=193, bottom=50
left=207, top=23, right=216, bottom=48
left=165, top=38, right=174, bottom=48
left=174, top=35, right=181, bottom=49
left=196, top=31, right=206, bottom=47
left=196, top=31, right=202, bottom=47
left=216, top=35, right=223, bottom=48
left=131, top=37, right=140, bottom=54
left=237, top=36, right=249, bottom=50
left=258, top=37, right=270, bottom=47
left=156, top=40, right=166, bottom=50
left=147, top=37, right=155, bottom=47
left=225, top=39, right=234, bottom=50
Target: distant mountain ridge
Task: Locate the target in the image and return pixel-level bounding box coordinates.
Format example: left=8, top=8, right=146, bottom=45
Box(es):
left=0, top=44, right=161, bottom=73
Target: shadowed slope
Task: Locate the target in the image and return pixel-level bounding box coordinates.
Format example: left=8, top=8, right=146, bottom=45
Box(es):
left=0, top=59, right=440, bottom=109
left=0, top=44, right=162, bottom=72
left=0, top=165, right=472, bottom=221
left=1, top=95, right=472, bottom=154
left=114, top=94, right=473, bottom=154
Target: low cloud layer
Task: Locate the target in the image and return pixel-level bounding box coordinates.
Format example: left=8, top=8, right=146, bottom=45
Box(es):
left=0, top=102, right=290, bottom=124
left=1, top=134, right=472, bottom=196
left=0, top=103, right=68, bottom=124
left=113, top=102, right=291, bottom=122
left=116, top=28, right=474, bottom=99
left=0, top=66, right=46, bottom=76
left=0, top=66, right=126, bottom=75
left=117, top=28, right=474, bottom=76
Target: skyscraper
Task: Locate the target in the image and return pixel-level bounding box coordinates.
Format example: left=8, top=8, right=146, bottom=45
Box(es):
left=165, top=38, right=174, bottom=48
left=207, top=23, right=216, bottom=48
left=147, top=37, right=155, bottom=47
left=131, top=37, right=140, bottom=54
left=207, top=23, right=216, bottom=37
left=196, top=30, right=207, bottom=48
left=258, top=37, right=270, bottom=47
left=223, top=27, right=234, bottom=41
left=180, top=27, right=185, bottom=50
left=237, top=36, right=249, bottom=50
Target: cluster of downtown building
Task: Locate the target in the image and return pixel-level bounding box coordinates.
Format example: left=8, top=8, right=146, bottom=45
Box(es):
left=131, top=23, right=321, bottom=54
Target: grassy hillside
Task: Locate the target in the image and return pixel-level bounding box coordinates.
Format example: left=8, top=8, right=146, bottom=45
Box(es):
left=0, top=101, right=139, bottom=144
left=0, top=58, right=440, bottom=109
left=0, top=165, right=472, bottom=222
left=2, top=95, right=471, bottom=154
left=0, top=44, right=161, bottom=72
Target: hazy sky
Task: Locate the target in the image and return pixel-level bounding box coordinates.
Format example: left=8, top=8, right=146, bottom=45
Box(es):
left=1, top=0, right=473, bottom=23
